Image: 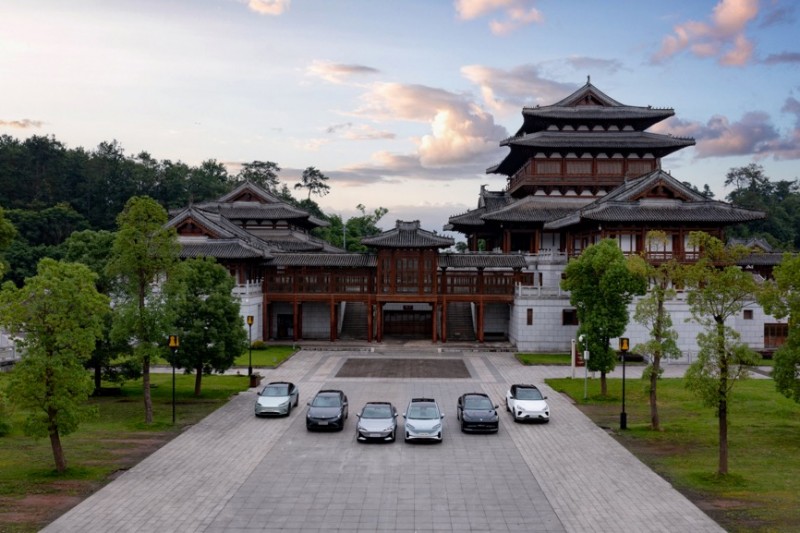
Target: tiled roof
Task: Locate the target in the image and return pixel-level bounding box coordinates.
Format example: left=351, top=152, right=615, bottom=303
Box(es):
left=501, top=131, right=695, bottom=150
left=738, top=253, right=786, bottom=267
left=362, top=220, right=455, bottom=248
left=481, top=196, right=593, bottom=223
left=522, top=105, right=674, bottom=122
left=270, top=253, right=377, bottom=267
left=543, top=170, right=766, bottom=229
left=178, top=239, right=269, bottom=259
left=439, top=254, right=527, bottom=268
left=196, top=202, right=328, bottom=227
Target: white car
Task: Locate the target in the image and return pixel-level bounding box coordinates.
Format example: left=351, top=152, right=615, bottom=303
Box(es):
left=255, top=381, right=299, bottom=417
left=403, top=398, right=444, bottom=443
left=506, top=384, right=550, bottom=423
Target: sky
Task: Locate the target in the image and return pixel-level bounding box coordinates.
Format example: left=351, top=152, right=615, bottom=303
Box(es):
left=2, top=0, right=799, bottom=236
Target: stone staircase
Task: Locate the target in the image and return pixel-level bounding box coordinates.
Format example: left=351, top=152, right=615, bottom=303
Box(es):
left=340, top=302, right=370, bottom=340
left=446, top=302, right=475, bottom=342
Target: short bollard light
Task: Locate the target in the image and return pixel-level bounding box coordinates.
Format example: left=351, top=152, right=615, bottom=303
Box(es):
left=247, top=315, right=254, bottom=377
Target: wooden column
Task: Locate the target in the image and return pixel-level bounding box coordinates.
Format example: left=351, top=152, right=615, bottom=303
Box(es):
left=376, top=302, right=384, bottom=343
left=329, top=300, right=337, bottom=342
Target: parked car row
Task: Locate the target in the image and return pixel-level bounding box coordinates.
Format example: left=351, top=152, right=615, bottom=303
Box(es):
left=254, top=382, right=551, bottom=441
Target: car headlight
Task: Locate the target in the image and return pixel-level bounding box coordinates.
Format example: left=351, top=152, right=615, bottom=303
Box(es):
left=432, top=423, right=442, bottom=431
left=278, top=400, right=289, bottom=408
left=406, top=422, right=416, bottom=431
left=382, top=425, right=394, bottom=432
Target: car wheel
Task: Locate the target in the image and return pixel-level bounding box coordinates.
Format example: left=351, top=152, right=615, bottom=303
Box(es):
left=390, top=429, right=396, bottom=442
left=286, top=402, right=292, bottom=416
left=460, top=423, right=466, bottom=433
left=506, top=400, right=511, bottom=412
left=404, top=432, right=410, bottom=443
left=294, top=396, right=299, bottom=407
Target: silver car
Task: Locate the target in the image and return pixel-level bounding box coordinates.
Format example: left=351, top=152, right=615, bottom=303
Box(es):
left=255, top=381, right=299, bottom=417
left=403, top=398, right=444, bottom=443
left=356, top=402, right=398, bottom=443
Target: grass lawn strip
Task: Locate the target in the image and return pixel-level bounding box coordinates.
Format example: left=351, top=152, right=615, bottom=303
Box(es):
left=0, top=373, right=249, bottom=532
left=546, top=377, right=800, bottom=533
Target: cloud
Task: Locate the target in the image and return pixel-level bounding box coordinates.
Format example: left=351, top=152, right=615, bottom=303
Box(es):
left=763, top=52, right=800, bottom=65
left=455, top=0, right=543, bottom=35
left=564, top=56, right=624, bottom=74
left=247, top=0, right=290, bottom=16
left=759, top=3, right=795, bottom=28
left=0, top=119, right=43, bottom=129
left=306, top=61, right=380, bottom=84
left=354, top=82, right=508, bottom=166
left=460, top=64, right=576, bottom=115
left=326, top=150, right=487, bottom=186
left=324, top=122, right=396, bottom=140
left=653, top=0, right=759, bottom=66
left=653, top=105, right=800, bottom=160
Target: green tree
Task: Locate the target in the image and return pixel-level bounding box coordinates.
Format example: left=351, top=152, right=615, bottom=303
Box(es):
left=758, top=252, right=800, bottom=402
left=0, top=206, right=17, bottom=278
left=561, top=239, right=647, bottom=396
left=237, top=160, right=280, bottom=192
left=164, top=258, right=248, bottom=396
left=630, top=232, right=683, bottom=430
left=683, top=231, right=761, bottom=475
left=1, top=258, right=109, bottom=472
left=294, top=166, right=330, bottom=200
left=187, top=160, right=231, bottom=203
left=107, top=197, right=179, bottom=424
left=347, top=204, right=388, bottom=252
left=62, top=229, right=136, bottom=390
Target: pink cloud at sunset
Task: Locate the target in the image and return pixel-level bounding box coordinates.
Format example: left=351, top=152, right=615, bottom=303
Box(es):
left=653, top=0, right=759, bottom=66
left=455, top=0, right=543, bottom=35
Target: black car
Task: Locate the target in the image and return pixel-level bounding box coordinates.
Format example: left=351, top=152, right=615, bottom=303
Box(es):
left=306, top=389, right=348, bottom=431
left=456, top=392, right=499, bottom=433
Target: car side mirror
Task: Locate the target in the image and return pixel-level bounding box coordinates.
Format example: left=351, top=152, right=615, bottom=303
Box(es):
left=544, top=396, right=548, bottom=400
left=356, top=413, right=361, bottom=418
left=393, top=413, right=398, bottom=418
left=441, top=413, right=445, bottom=418
left=494, top=404, right=499, bottom=409
left=402, top=413, right=406, bottom=418
left=306, top=401, right=311, bottom=406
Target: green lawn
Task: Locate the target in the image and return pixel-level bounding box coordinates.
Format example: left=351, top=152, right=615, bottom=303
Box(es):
left=546, top=376, right=800, bottom=533
left=516, top=352, right=572, bottom=365
left=233, top=345, right=297, bottom=368
left=0, top=373, right=250, bottom=532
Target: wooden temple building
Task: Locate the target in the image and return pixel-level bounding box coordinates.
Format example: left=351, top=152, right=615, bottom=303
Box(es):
left=168, top=80, right=776, bottom=353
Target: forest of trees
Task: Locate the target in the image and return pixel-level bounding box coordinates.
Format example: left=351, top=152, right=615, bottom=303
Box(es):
left=0, top=134, right=389, bottom=285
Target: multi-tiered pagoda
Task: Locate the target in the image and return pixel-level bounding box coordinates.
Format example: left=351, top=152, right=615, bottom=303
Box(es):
left=447, top=80, right=762, bottom=260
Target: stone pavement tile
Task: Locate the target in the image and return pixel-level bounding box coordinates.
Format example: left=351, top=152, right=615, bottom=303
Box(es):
left=43, top=350, right=724, bottom=533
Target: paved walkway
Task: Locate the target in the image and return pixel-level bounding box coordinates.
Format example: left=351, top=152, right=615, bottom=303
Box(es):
left=43, top=350, right=729, bottom=532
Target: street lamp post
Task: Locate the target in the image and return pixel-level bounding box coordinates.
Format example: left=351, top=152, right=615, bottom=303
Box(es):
left=247, top=315, right=254, bottom=377
left=619, top=337, right=629, bottom=430
left=168, top=335, right=180, bottom=425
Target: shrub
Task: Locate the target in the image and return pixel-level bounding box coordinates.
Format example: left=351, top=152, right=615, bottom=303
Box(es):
left=250, top=340, right=267, bottom=350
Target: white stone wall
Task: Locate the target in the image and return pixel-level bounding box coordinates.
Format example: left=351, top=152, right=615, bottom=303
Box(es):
left=512, top=291, right=787, bottom=357
left=509, top=296, right=578, bottom=352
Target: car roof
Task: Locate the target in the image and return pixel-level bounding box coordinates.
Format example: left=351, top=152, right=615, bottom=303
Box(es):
left=316, top=389, right=343, bottom=396
left=266, top=381, right=293, bottom=387
left=410, top=397, right=436, bottom=403
left=462, top=392, right=489, bottom=398
left=512, top=384, right=539, bottom=390
left=363, top=401, right=393, bottom=406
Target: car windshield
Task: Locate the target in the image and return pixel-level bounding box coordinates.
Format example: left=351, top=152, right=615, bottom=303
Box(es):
left=361, top=405, right=393, bottom=418
left=516, top=388, right=543, bottom=400
left=312, top=394, right=341, bottom=407
left=407, top=404, right=439, bottom=419
left=464, top=396, right=493, bottom=410
left=262, top=385, right=289, bottom=397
